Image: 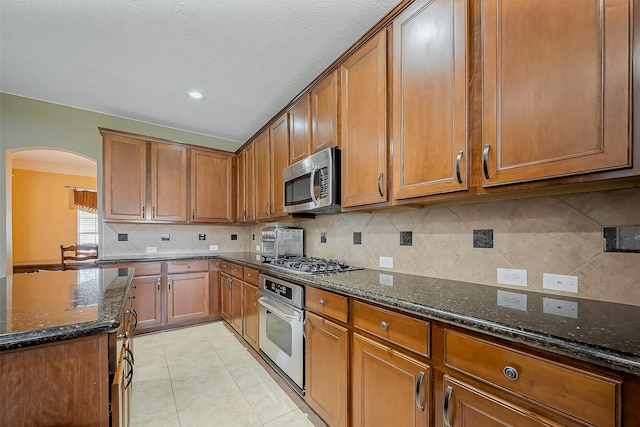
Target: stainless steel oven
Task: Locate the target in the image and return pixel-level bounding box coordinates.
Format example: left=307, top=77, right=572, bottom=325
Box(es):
left=258, top=274, right=305, bottom=395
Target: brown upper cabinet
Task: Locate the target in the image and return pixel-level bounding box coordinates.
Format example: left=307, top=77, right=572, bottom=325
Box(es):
left=481, top=0, right=631, bottom=186
left=270, top=113, right=290, bottom=218
left=254, top=129, right=271, bottom=221
left=103, top=130, right=187, bottom=222
left=391, top=0, right=469, bottom=200
left=311, top=70, right=340, bottom=154
left=289, top=94, right=311, bottom=165
left=190, top=148, right=235, bottom=223
left=236, top=142, right=256, bottom=223
left=340, top=30, right=388, bottom=208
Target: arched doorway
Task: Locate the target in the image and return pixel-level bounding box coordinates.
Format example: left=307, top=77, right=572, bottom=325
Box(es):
left=8, top=148, right=97, bottom=272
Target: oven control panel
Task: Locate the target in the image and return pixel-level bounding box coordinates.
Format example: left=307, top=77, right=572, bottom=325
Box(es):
left=264, top=278, right=293, bottom=300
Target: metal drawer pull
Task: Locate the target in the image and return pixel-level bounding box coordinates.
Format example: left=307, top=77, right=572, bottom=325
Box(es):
left=444, top=385, right=453, bottom=427
left=152, top=206, right=155, bottom=219
left=128, top=308, right=138, bottom=332
left=157, top=277, right=161, bottom=291
left=303, top=317, right=309, bottom=340
left=380, top=321, right=389, bottom=331
left=123, top=355, right=134, bottom=389
left=377, top=172, right=384, bottom=197
left=455, top=150, right=463, bottom=184
left=415, top=371, right=425, bottom=411
left=253, top=292, right=258, bottom=308
left=482, top=144, right=491, bottom=179
left=117, top=331, right=129, bottom=340
left=503, top=365, right=519, bottom=381
left=125, top=345, right=135, bottom=366
left=319, top=299, right=325, bottom=305
left=168, top=278, right=172, bottom=290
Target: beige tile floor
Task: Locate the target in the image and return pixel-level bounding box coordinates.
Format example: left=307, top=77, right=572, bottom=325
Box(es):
left=131, top=322, right=326, bottom=427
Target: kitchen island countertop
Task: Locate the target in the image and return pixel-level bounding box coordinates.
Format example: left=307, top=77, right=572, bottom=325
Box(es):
left=99, top=252, right=640, bottom=375
left=0, top=267, right=134, bottom=350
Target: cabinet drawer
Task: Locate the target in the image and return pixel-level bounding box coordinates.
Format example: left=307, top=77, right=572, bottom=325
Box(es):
left=167, top=260, right=209, bottom=274
left=444, top=330, right=620, bottom=426
left=220, top=260, right=232, bottom=274
left=353, top=300, right=430, bottom=358
left=306, top=287, right=348, bottom=323
left=109, top=262, right=161, bottom=276
left=230, top=263, right=244, bottom=279
left=243, top=267, right=259, bottom=285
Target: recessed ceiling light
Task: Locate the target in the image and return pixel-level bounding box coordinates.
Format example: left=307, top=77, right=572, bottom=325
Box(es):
left=188, top=91, right=205, bottom=101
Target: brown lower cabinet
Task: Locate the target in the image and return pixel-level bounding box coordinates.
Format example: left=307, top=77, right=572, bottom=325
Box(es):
left=242, top=267, right=260, bottom=351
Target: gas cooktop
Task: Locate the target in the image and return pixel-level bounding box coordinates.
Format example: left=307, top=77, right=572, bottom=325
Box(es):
left=267, top=256, right=361, bottom=274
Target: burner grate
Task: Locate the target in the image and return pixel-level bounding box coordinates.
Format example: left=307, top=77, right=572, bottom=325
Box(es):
left=268, top=256, right=358, bottom=274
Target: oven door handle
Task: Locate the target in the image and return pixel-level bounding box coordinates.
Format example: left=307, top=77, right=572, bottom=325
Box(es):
left=258, top=297, right=302, bottom=321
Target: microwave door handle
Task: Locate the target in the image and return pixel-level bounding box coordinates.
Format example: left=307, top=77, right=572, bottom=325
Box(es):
left=309, top=165, right=319, bottom=206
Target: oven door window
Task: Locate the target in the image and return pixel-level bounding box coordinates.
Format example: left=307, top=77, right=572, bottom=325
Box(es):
left=265, top=309, right=292, bottom=356
left=284, top=173, right=312, bottom=207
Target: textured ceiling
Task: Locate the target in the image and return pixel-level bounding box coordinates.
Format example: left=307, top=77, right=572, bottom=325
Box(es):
left=1, top=0, right=400, bottom=144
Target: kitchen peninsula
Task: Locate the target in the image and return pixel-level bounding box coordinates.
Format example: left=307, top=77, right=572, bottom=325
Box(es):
left=0, top=267, right=135, bottom=427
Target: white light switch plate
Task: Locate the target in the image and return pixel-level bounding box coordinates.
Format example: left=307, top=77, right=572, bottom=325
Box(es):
left=379, top=256, right=393, bottom=269
left=497, top=268, right=527, bottom=286
left=256, top=245, right=261, bottom=252
left=379, top=274, right=394, bottom=286
left=543, top=273, right=578, bottom=293
left=145, top=246, right=157, bottom=253
left=497, top=290, right=527, bottom=311
left=209, top=245, right=219, bottom=251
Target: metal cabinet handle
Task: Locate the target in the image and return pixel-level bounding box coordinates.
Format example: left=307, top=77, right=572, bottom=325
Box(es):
left=482, top=144, right=491, bottom=180
left=129, top=295, right=136, bottom=300
left=253, top=291, right=259, bottom=308
left=117, top=330, right=129, bottom=340
left=303, top=317, right=309, bottom=340
left=192, top=209, right=195, bottom=220
left=415, top=371, right=425, bottom=411
left=125, top=345, right=135, bottom=366
left=142, top=206, right=145, bottom=219
left=380, top=321, right=389, bottom=331
left=123, top=355, right=134, bottom=389
left=455, top=150, right=463, bottom=184
left=152, top=206, right=156, bottom=219
left=265, top=203, right=270, bottom=216
left=444, top=385, right=453, bottom=427
left=377, top=172, right=384, bottom=198
left=319, top=299, right=325, bottom=305
left=503, top=365, right=519, bottom=381
left=168, top=278, right=172, bottom=290
left=157, top=277, right=161, bottom=291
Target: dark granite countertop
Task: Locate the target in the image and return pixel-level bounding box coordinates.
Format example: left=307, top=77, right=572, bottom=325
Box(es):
left=0, top=267, right=134, bottom=351
left=97, top=251, right=640, bottom=375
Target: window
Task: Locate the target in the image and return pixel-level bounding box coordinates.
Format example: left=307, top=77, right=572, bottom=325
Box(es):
left=77, top=210, right=98, bottom=245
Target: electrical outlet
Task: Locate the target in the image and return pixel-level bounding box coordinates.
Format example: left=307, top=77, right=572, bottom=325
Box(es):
left=256, top=245, right=261, bottom=252
left=379, top=256, right=393, bottom=269
left=209, top=245, right=219, bottom=251
left=543, top=297, right=578, bottom=318
left=161, top=233, right=170, bottom=241
left=497, top=290, right=527, bottom=311
left=543, top=273, right=578, bottom=293
left=255, top=254, right=261, bottom=261
left=497, top=268, right=527, bottom=286
left=145, top=246, right=157, bottom=253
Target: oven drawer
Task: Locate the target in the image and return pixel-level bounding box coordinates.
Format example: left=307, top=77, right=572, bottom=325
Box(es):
left=167, top=260, right=209, bottom=274
left=444, top=330, right=620, bottom=426
left=353, top=300, right=430, bottom=358
left=243, top=267, right=259, bottom=285
left=306, top=287, right=348, bottom=323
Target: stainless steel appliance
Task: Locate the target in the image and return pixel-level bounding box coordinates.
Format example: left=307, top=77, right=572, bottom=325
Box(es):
left=283, top=146, right=341, bottom=214
left=261, top=224, right=304, bottom=259
left=258, top=274, right=305, bottom=395
left=268, top=256, right=360, bottom=274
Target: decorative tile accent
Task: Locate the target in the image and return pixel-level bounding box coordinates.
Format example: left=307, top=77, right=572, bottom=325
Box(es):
left=603, top=226, right=640, bottom=253
left=473, top=229, right=493, bottom=248
left=400, top=231, right=412, bottom=246
left=320, top=232, right=327, bottom=244
left=353, top=232, right=362, bottom=245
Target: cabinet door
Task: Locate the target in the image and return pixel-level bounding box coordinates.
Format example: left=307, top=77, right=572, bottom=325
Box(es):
left=482, top=0, right=631, bottom=186
left=131, top=275, right=162, bottom=331
left=230, top=277, right=244, bottom=334
left=270, top=113, right=290, bottom=218
left=289, top=95, right=311, bottom=164
left=236, top=148, right=246, bottom=222
left=305, top=311, right=349, bottom=427
left=254, top=129, right=271, bottom=221
left=245, top=142, right=256, bottom=222
left=103, top=134, right=147, bottom=220
left=311, top=70, right=339, bottom=154
left=151, top=142, right=188, bottom=222
left=352, top=333, right=429, bottom=427
left=190, top=149, right=235, bottom=223
left=441, top=376, right=560, bottom=427
left=220, top=273, right=231, bottom=323
left=392, top=0, right=468, bottom=200
left=208, top=260, right=221, bottom=318
left=242, top=281, right=260, bottom=351
left=167, top=272, right=210, bottom=324
left=340, top=30, right=388, bottom=208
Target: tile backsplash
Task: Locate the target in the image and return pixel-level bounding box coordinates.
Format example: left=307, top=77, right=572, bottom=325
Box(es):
left=104, top=187, right=640, bottom=306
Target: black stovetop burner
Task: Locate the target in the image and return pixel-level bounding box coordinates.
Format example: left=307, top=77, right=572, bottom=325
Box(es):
left=268, top=256, right=360, bottom=274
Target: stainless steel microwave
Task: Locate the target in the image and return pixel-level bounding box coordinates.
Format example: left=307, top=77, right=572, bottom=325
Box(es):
left=283, top=147, right=341, bottom=214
